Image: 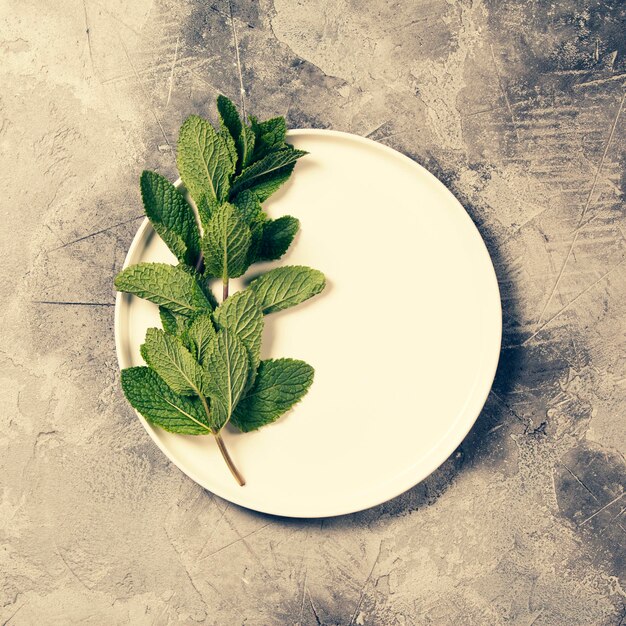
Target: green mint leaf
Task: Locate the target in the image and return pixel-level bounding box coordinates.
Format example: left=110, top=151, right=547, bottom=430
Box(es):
left=249, top=265, right=326, bottom=314
left=229, top=190, right=267, bottom=265
left=114, top=263, right=213, bottom=315
left=177, top=114, right=234, bottom=207
left=257, top=216, right=299, bottom=261
left=201, top=202, right=251, bottom=280
left=229, top=147, right=307, bottom=198
left=159, top=307, right=179, bottom=334
left=220, top=127, right=238, bottom=172
left=231, top=359, right=314, bottom=432
left=202, top=329, right=249, bottom=430
left=240, top=162, right=295, bottom=202
left=151, top=223, right=188, bottom=262
left=182, top=313, right=216, bottom=365
left=250, top=116, right=287, bottom=160
left=247, top=219, right=264, bottom=266
left=196, top=194, right=219, bottom=229
left=217, top=95, right=255, bottom=173
left=232, top=189, right=266, bottom=223
left=140, top=170, right=200, bottom=266
left=213, top=289, right=263, bottom=389
left=179, top=265, right=219, bottom=309
left=121, top=367, right=210, bottom=435
left=141, top=327, right=209, bottom=397
left=217, top=95, right=242, bottom=142
left=216, top=96, right=240, bottom=170
left=159, top=307, right=185, bottom=335
left=240, top=125, right=256, bottom=170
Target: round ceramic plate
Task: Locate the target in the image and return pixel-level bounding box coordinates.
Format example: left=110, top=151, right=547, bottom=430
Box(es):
left=115, top=129, right=501, bottom=518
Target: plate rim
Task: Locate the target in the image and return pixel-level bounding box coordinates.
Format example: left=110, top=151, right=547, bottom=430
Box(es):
left=114, top=128, right=502, bottom=518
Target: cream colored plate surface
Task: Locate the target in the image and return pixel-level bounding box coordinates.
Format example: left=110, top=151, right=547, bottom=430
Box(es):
left=115, top=129, right=501, bottom=518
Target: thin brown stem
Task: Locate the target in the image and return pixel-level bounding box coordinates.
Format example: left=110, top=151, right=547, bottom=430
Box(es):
left=198, top=394, right=245, bottom=486
left=222, top=279, right=229, bottom=301
left=214, top=431, right=245, bottom=486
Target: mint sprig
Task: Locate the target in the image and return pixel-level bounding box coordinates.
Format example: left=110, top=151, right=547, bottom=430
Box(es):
left=115, top=96, right=324, bottom=486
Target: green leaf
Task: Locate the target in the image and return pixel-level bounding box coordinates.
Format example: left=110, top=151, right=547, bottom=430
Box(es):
left=201, top=202, right=251, bottom=280
left=177, top=115, right=235, bottom=206
left=230, top=147, right=307, bottom=197
left=213, top=289, right=263, bottom=389
left=121, top=367, right=210, bottom=435
left=141, top=328, right=209, bottom=396
left=140, top=170, right=200, bottom=266
left=249, top=265, right=326, bottom=314
left=257, top=216, right=299, bottom=261
left=232, top=189, right=266, bottom=223
left=159, top=307, right=186, bottom=335
left=217, top=95, right=255, bottom=173
left=220, top=128, right=238, bottom=172
left=240, top=125, right=256, bottom=170
left=216, top=95, right=240, bottom=168
left=114, top=263, right=213, bottom=315
left=159, top=307, right=178, bottom=334
left=151, top=223, right=187, bottom=262
left=231, top=359, right=314, bottom=432
left=196, top=194, right=219, bottom=229
left=247, top=218, right=264, bottom=266
left=232, top=190, right=268, bottom=267
left=179, top=265, right=219, bottom=309
left=217, top=95, right=242, bottom=142
left=203, top=329, right=249, bottom=430
left=240, top=162, right=296, bottom=202
left=183, top=313, right=216, bottom=365
left=250, top=116, right=286, bottom=160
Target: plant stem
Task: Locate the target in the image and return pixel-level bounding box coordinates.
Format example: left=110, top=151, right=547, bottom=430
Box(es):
left=197, top=393, right=245, bottom=486
left=214, top=431, right=246, bottom=486
left=222, top=279, right=229, bottom=301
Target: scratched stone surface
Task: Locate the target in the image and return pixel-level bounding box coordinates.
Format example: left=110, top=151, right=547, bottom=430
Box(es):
left=1, top=0, right=625, bottom=624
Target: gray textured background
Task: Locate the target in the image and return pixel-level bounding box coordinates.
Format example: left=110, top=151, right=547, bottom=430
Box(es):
left=1, top=0, right=625, bottom=624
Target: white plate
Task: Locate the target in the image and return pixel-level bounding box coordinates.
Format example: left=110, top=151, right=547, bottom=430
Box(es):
left=115, top=129, right=501, bottom=518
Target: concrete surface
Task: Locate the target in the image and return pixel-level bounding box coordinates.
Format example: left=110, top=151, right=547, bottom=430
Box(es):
left=1, top=0, right=625, bottom=624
